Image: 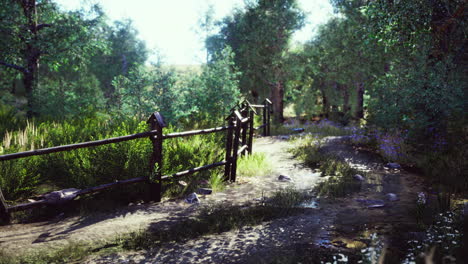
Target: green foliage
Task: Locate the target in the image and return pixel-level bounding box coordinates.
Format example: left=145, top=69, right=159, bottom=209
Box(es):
left=237, top=153, right=273, bottom=178
left=208, top=0, right=305, bottom=121
left=315, top=157, right=362, bottom=198
left=0, top=115, right=225, bottom=202
left=184, top=46, right=241, bottom=123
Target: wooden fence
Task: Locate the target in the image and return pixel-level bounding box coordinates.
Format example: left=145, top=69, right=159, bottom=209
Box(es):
left=0, top=99, right=273, bottom=222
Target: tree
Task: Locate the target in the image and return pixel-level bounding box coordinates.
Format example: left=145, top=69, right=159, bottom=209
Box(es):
left=0, top=0, right=107, bottom=115
left=188, top=46, right=241, bottom=122
left=208, top=0, right=304, bottom=122
left=90, top=20, right=148, bottom=109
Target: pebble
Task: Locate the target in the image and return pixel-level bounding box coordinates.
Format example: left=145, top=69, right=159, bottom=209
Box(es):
left=278, top=175, right=292, bottom=182
left=353, top=174, right=365, bottom=181
left=185, top=193, right=200, bottom=204
left=385, top=162, right=401, bottom=169
left=385, top=193, right=399, bottom=201
left=197, top=188, right=213, bottom=195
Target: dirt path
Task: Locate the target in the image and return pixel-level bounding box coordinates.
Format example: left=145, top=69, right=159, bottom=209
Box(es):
left=0, top=135, right=428, bottom=262
left=0, top=136, right=322, bottom=257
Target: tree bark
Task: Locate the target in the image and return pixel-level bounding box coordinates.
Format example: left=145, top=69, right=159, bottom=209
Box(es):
left=342, top=84, right=350, bottom=115
left=319, top=87, right=329, bottom=118
left=355, top=82, right=365, bottom=119
left=270, top=81, right=284, bottom=123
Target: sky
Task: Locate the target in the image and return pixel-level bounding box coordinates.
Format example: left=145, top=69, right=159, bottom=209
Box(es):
left=55, top=0, right=334, bottom=65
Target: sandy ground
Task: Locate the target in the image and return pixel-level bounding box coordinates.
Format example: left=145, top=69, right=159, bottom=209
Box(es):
left=0, top=135, right=428, bottom=263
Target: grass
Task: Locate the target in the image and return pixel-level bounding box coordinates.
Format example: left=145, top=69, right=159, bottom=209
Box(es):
left=290, top=135, right=363, bottom=198
left=315, top=158, right=363, bottom=197
left=237, top=153, right=273, bottom=177
left=0, top=242, right=93, bottom=264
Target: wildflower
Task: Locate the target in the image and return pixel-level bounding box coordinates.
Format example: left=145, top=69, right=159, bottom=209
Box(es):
left=417, top=192, right=426, bottom=205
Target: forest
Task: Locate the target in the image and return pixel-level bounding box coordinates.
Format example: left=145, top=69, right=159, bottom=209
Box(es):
left=0, top=0, right=466, bottom=263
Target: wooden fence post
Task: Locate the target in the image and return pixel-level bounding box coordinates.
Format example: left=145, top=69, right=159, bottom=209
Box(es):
left=247, top=110, right=254, bottom=155
left=0, top=188, right=9, bottom=223
left=147, top=112, right=166, bottom=202
left=224, top=114, right=234, bottom=181
left=240, top=107, right=248, bottom=156
left=230, top=112, right=242, bottom=182
left=263, top=101, right=267, bottom=137
left=267, top=101, right=272, bottom=136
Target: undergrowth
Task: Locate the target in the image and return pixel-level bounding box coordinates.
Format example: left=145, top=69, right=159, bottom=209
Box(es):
left=0, top=115, right=225, bottom=222
left=290, top=134, right=363, bottom=197
left=237, top=153, right=273, bottom=177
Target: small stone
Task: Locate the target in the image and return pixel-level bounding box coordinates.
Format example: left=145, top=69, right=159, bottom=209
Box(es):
left=197, top=188, right=212, bottom=195
left=178, top=180, right=188, bottom=186
left=185, top=193, right=199, bottom=204
left=355, top=199, right=385, bottom=208
left=353, top=174, right=365, bottom=181
left=386, top=163, right=401, bottom=169
left=385, top=193, right=399, bottom=201
left=280, top=135, right=290, bottom=140
left=278, top=175, right=292, bottom=182
left=292, top=128, right=305, bottom=133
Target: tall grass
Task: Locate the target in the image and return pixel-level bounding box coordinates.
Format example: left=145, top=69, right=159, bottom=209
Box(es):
left=0, top=115, right=225, bottom=204
left=237, top=153, right=273, bottom=177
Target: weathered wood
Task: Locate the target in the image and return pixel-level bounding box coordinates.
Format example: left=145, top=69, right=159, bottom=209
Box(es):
left=240, top=109, right=248, bottom=157
left=76, top=177, right=146, bottom=196
left=230, top=114, right=242, bottom=182
left=234, top=110, right=249, bottom=124
left=237, top=145, right=248, bottom=155
left=263, top=102, right=267, bottom=136
left=163, top=126, right=231, bottom=139
left=7, top=199, right=46, bottom=213
left=7, top=176, right=147, bottom=212
left=267, top=103, right=271, bottom=136
left=162, top=161, right=227, bottom=179
left=0, top=188, right=10, bottom=223
left=247, top=110, right=254, bottom=155
left=224, top=115, right=235, bottom=181
left=0, top=130, right=158, bottom=161
left=147, top=113, right=165, bottom=202
left=250, top=104, right=265, bottom=108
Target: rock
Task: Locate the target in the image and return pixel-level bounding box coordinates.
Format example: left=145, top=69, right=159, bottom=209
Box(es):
left=278, top=175, right=292, bottom=182
left=291, top=128, right=305, bottom=133
left=385, top=193, right=399, bottom=201
left=385, top=162, right=401, bottom=169
left=185, top=193, right=199, bottom=204
left=44, top=188, right=80, bottom=204
left=355, top=199, right=385, bottom=209
left=178, top=180, right=188, bottom=187
left=353, top=174, right=365, bottom=181
left=197, top=188, right=212, bottom=195
left=279, top=135, right=290, bottom=140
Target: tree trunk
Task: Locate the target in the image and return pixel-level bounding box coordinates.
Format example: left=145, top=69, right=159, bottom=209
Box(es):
left=342, top=84, right=350, bottom=115
left=270, top=81, right=284, bottom=123
left=319, top=87, right=329, bottom=118
left=355, top=82, right=364, bottom=119
left=21, top=0, right=40, bottom=116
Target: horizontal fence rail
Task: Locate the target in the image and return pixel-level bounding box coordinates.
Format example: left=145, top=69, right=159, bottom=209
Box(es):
left=0, top=98, right=273, bottom=223
left=0, top=131, right=158, bottom=161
